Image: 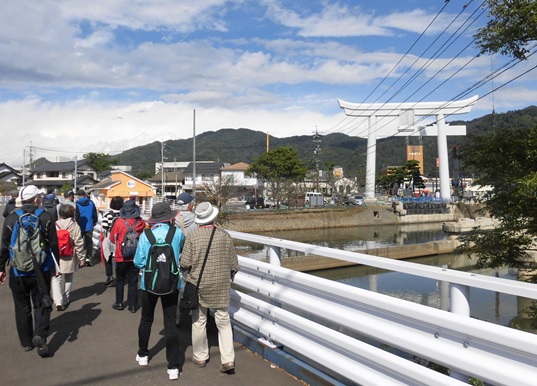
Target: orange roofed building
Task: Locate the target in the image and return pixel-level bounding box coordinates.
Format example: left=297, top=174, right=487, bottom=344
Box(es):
left=89, top=170, right=156, bottom=213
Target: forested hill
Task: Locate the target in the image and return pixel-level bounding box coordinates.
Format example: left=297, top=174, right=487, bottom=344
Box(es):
left=115, top=106, right=537, bottom=179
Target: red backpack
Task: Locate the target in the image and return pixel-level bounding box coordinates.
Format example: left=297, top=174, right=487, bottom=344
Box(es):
left=56, top=223, right=74, bottom=257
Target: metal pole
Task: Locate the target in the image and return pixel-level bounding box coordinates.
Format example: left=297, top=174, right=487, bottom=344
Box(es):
left=74, top=155, right=77, bottom=192
left=161, top=140, right=164, bottom=198
left=193, top=109, right=196, bottom=198
left=22, top=147, right=26, bottom=186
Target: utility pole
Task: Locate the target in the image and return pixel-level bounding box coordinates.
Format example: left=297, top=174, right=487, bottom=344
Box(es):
left=161, top=140, right=165, bottom=198
left=22, top=147, right=26, bottom=186
left=312, top=127, right=322, bottom=195
left=74, top=155, right=78, bottom=192
left=192, top=109, right=196, bottom=197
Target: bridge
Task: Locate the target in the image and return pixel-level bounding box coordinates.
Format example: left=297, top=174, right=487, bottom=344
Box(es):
left=226, top=230, right=537, bottom=385
left=89, top=222, right=537, bottom=385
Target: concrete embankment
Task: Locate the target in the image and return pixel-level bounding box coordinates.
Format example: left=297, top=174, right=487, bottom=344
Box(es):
left=223, top=204, right=457, bottom=232
left=281, top=239, right=462, bottom=272
left=223, top=205, right=463, bottom=272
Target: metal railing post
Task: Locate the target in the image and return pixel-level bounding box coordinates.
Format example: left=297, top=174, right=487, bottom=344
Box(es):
left=268, top=245, right=281, bottom=266
left=450, top=283, right=470, bottom=382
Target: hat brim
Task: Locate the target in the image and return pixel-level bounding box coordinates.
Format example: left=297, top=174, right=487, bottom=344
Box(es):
left=120, top=209, right=141, bottom=219
left=194, top=206, right=219, bottom=225
left=148, top=209, right=178, bottom=224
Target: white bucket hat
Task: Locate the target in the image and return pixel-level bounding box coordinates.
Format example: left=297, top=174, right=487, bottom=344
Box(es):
left=194, top=202, right=219, bottom=225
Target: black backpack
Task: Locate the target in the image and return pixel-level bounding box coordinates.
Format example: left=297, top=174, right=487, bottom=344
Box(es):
left=143, top=226, right=179, bottom=295
left=121, top=218, right=139, bottom=260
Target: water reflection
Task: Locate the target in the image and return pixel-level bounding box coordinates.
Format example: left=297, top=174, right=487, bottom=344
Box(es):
left=235, top=223, right=447, bottom=259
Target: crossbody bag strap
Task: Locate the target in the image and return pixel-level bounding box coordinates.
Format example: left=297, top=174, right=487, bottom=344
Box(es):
left=196, top=226, right=216, bottom=288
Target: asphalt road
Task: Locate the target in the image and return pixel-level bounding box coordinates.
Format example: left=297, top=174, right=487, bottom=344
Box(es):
left=0, top=207, right=303, bottom=386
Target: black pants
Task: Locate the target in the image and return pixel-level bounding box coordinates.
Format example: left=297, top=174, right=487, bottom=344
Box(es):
left=138, top=290, right=183, bottom=370
left=9, top=269, right=52, bottom=347
left=82, top=231, right=94, bottom=262
left=115, top=261, right=139, bottom=308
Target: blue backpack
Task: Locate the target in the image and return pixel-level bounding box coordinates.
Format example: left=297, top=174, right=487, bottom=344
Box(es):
left=10, top=209, right=45, bottom=273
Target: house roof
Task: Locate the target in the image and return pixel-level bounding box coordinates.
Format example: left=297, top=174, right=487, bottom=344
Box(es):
left=31, top=159, right=96, bottom=173
left=91, top=177, right=121, bottom=190
left=183, top=162, right=226, bottom=174
left=148, top=171, right=184, bottom=183
left=221, top=162, right=250, bottom=171
left=0, top=163, right=20, bottom=174
left=24, top=174, right=98, bottom=187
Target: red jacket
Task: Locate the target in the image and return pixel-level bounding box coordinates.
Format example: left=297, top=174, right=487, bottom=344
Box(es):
left=109, top=217, right=146, bottom=262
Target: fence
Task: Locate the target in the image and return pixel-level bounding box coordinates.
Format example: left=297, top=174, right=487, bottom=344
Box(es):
left=227, top=230, right=537, bottom=385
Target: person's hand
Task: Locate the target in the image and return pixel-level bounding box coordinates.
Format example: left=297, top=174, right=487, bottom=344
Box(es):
left=0, top=271, right=6, bottom=285
left=79, top=260, right=86, bottom=268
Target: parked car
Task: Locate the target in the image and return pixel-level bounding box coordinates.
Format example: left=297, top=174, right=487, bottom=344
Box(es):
left=245, top=196, right=265, bottom=209
left=351, top=195, right=365, bottom=206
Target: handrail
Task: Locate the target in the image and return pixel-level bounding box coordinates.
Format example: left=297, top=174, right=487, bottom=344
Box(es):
left=228, top=230, right=537, bottom=385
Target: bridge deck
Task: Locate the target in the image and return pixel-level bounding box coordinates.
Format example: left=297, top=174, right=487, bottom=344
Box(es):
left=0, top=255, right=302, bottom=386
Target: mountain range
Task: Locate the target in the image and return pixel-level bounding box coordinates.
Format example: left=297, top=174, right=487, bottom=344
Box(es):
left=114, top=106, right=537, bottom=180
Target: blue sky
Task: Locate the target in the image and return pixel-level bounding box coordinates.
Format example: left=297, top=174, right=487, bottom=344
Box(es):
left=1, top=0, right=536, bottom=167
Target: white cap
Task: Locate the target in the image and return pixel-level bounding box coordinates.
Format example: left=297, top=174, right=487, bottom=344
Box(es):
left=19, top=185, right=45, bottom=201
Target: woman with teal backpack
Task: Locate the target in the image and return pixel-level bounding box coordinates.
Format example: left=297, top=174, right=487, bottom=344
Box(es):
left=133, top=202, right=185, bottom=381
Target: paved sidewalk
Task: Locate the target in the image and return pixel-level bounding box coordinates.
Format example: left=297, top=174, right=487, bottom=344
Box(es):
left=0, top=256, right=303, bottom=385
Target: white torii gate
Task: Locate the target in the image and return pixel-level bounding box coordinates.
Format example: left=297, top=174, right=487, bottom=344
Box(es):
left=338, top=95, right=478, bottom=201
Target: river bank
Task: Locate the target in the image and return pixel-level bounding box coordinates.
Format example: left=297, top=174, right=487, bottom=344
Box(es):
left=222, top=203, right=463, bottom=232
left=222, top=203, right=475, bottom=271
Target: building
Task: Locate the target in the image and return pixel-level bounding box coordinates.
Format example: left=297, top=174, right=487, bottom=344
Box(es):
left=27, top=159, right=98, bottom=195
left=89, top=170, right=156, bottom=213
left=0, top=163, right=22, bottom=186
left=220, top=162, right=263, bottom=198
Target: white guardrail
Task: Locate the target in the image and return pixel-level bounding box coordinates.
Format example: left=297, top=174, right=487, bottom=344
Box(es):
left=93, top=221, right=537, bottom=385
left=226, top=230, right=537, bottom=386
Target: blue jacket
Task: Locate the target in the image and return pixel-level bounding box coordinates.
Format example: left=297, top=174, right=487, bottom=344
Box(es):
left=75, top=197, right=98, bottom=232
left=134, top=223, right=185, bottom=291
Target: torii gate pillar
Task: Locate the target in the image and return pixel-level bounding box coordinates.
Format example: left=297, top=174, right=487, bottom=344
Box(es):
left=338, top=95, right=478, bottom=201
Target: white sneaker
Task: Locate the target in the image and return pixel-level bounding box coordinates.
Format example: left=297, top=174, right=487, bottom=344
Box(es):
left=136, top=354, right=148, bottom=366
left=167, top=368, right=179, bottom=380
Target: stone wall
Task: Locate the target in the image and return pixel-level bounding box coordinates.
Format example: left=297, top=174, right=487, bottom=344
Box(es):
left=221, top=205, right=457, bottom=232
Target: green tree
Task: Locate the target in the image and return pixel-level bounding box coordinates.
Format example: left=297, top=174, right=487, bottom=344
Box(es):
left=83, top=152, right=119, bottom=172
left=376, top=160, right=425, bottom=196
left=475, top=0, right=537, bottom=60
left=458, top=125, right=537, bottom=271
left=246, top=146, right=307, bottom=209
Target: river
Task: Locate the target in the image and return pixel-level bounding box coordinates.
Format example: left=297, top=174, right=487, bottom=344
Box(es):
left=235, top=223, right=536, bottom=334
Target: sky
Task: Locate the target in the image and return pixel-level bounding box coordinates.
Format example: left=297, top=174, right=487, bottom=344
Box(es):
left=2, top=0, right=537, bottom=167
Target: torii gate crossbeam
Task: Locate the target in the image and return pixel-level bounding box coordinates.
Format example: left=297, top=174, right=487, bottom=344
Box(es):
left=338, top=95, right=478, bottom=201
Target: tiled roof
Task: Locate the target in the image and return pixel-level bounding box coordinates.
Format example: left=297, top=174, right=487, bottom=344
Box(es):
left=183, top=162, right=226, bottom=174
left=221, top=162, right=250, bottom=171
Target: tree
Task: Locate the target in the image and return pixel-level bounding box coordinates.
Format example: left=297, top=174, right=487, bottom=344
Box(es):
left=83, top=152, right=119, bottom=172
left=376, top=160, right=425, bottom=196
left=458, top=125, right=537, bottom=271
left=246, top=146, right=308, bottom=209
left=475, top=0, right=537, bottom=60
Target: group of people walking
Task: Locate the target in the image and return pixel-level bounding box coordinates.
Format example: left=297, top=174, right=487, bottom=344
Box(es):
left=0, top=186, right=239, bottom=381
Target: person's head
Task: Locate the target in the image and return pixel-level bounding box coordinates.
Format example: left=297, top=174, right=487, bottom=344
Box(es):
left=109, top=196, right=124, bottom=211
left=76, top=189, right=86, bottom=198
left=64, top=190, right=75, bottom=201
left=176, top=192, right=195, bottom=211
left=148, top=202, right=178, bottom=224
left=194, top=202, right=219, bottom=225
left=19, top=185, right=44, bottom=206
left=47, top=188, right=55, bottom=195
left=59, top=203, right=75, bottom=219
left=120, top=199, right=141, bottom=219
left=9, top=190, right=18, bottom=198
